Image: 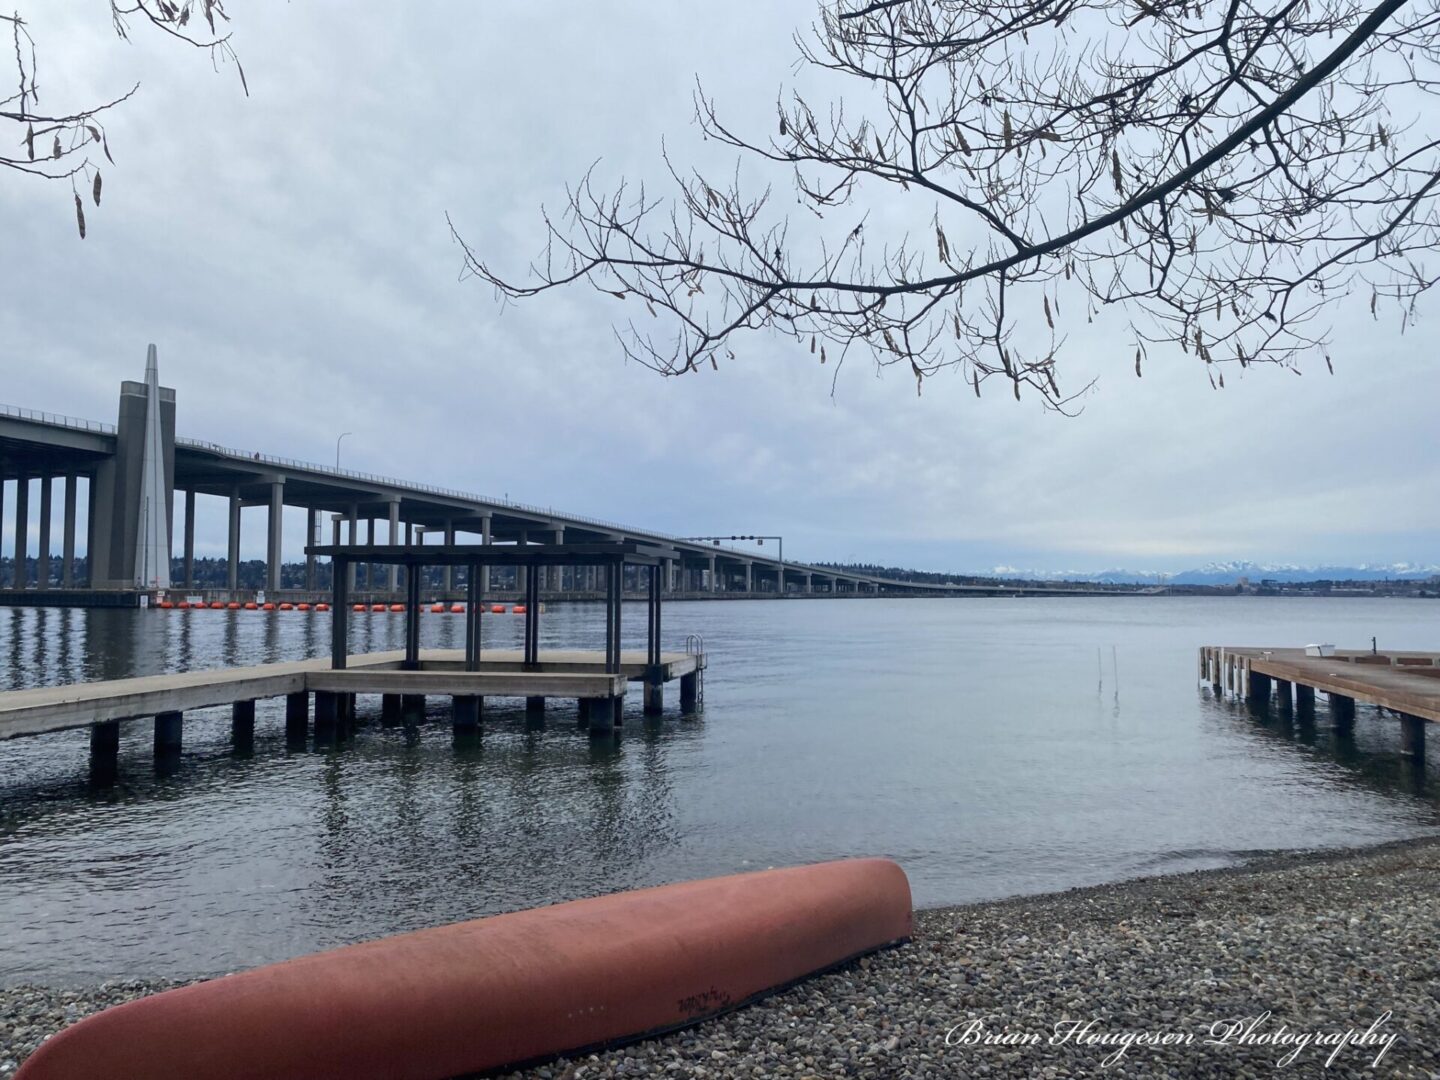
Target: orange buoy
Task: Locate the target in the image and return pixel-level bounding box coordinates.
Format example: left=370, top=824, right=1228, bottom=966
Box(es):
left=512, top=604, right=527, bottom=615
left=315, top=603, right=330, bottom=612
left=393, top=603, right=408, bottom=613
left=12, top=860, right=910, bottom=1080
left=244, top=602, right=258, bottom=610
left=176, top=602, right=190, bottom=610
left=371, top=603, right=386, bottom=612
left=262, top=603, right=276, bottom=611
left=297, top=603, right=310, bottom=611
left=450, top=604, right=465, bottom=614
left=158, top=601, right=173, bottom=609
left=352, top=604, right=366, bottom=612
left=490, top=604, right=505, bottom=614
left=209, top=601, right=225, bottom=610
left=430, top=603, right=445, bottom=613
left=227, top=602, right=242, bottom=610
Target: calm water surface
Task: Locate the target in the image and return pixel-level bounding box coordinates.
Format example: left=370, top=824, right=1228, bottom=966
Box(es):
left=1, top=597, right=1437, bottom=983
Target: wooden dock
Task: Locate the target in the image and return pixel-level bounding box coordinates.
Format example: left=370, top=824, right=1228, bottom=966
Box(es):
left=1199, top=645, right=1436, bottom=756
left=0, top=648, right=705, bottom=768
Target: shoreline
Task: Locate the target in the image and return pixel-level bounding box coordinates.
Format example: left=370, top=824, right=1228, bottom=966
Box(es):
left=5, top=835, right=1440, bottom=1077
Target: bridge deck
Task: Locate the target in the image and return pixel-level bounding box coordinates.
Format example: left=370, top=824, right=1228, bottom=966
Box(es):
left=0, top=649, right=701, bottom=742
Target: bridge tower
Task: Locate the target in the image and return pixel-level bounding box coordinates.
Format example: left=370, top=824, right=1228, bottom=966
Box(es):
left=88, top=349, right=176, bottom=590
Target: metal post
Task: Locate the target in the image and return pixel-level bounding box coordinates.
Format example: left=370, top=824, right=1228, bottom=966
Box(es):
left=182, top=488, right=196, bottom=587
left=405, top=557, right=421, bottom=669
left=62, top=474, right=78, bottom=588
left=465, top=562, right=481, bottom=671
left=305, top=508, right=318, bottom=592
left=331, top=557, right=349, bottom=669
left=524, top=555, right=540, bottom=667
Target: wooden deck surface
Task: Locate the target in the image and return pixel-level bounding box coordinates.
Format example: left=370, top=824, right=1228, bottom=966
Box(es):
left=0, top=649, right=702, bottom=742
left=1205, top=646, right=1440, bottom=723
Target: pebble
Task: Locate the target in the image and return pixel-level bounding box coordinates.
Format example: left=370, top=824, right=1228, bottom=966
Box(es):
left=4, top=838, right=1439, bottom=1078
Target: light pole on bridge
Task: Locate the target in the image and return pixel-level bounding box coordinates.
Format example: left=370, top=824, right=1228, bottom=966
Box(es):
left=335, top=431, right=353, bottom=471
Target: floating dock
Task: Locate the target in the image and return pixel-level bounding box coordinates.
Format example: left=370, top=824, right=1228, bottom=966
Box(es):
left=1199, top=645, right=1436, bottom=757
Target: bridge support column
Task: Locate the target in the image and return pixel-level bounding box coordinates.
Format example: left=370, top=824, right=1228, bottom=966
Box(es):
left=154, top=711, right=183, bottom=756
left=346, top=505, right=358, bottom=591
left=61, top=475, right=78, bottom=588
left=232, top=699, right=256, bottom=747
left=181, top=488, right=195, bottom=588
left=285, top=692, right=309, bottom=740
left=479, top=514, right=491, bottom=592
left=442, top=519, right=455, bottom=593
left=227, top=487, right=242, bottom=594
left=266, top=480, right=284, bottom=594
left=305, top=508, right=318, bottom=592
left=13, top=474, right=28, bottom=588
left=36, top=474, right=52, bottom=590
left=387, top=499, right=401, bottom=593
left=707, top=554, right=717, bottom=593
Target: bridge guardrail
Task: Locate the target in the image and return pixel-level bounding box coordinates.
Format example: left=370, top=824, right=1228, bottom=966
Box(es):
left=0, top=403, right=116, bottom=434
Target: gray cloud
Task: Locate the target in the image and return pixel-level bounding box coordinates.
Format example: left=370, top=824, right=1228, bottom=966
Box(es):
left=1, top=2, right=1434, bottom=573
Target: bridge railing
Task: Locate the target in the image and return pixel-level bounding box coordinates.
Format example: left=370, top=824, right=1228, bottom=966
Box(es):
left=0, top=403, right=116, bottom=434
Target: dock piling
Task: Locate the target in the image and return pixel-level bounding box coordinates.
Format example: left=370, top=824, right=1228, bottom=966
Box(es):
left=232, top=700, right=256, bottom=746
left=314, top=691, right=339, bottom=737
left=381, top=693, right=402, bottom=727
left=154, top=711, right=183, bottom=756
left=679, top=672, right=699, bottom=713
left=285, top=692, right=309, bottom=741
left=1400, top=713, right=1426, bottom=758
left=452, top=695, right=481, bottom=733
left=89, top=720, right=119, bottom=764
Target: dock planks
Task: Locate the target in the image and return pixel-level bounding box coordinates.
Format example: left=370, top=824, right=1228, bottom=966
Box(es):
left=1199, top=646, right=1440, bottom=724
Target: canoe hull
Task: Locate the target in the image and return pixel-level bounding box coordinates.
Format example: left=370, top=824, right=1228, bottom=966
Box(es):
left=16, top=858, right=911, bottom=1080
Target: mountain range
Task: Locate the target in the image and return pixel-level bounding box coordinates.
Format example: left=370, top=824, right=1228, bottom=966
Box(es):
left=986, top=561, right=1440, bottom=585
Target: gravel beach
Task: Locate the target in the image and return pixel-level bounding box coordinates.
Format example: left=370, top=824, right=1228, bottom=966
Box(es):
left=5, top=837, right=1438, bottom=1078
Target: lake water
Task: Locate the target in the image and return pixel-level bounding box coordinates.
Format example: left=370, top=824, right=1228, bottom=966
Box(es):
left=1, top=597, right=1437, bottom=984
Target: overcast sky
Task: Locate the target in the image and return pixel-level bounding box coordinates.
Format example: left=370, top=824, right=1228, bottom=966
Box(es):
left=2, top=2, right=1436, bottom=574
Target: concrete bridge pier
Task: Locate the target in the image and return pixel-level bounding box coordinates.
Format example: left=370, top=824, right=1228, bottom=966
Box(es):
left=266, top=480, right=284, bottom=594
left=227, top=487, right=241, bottom=593
left=386, top=498, right=401, bottom=593
left=13, top=474, right=28, bottom=587
left=36, top=475, right=52, bottom=590
left=182, top=489, right=196, bottom=588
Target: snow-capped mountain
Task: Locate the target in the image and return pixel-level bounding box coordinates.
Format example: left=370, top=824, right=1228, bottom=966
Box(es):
left=986, top=561, right=1440, bottom=585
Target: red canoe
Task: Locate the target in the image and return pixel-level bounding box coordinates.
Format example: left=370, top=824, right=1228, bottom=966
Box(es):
left=16, top=859, right=911, bottom=1080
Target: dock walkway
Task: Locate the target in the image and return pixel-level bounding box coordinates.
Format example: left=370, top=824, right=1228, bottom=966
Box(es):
left=1, top=648, right=704, bottom=769
left=1199, top=645, right=1436, bottom=756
